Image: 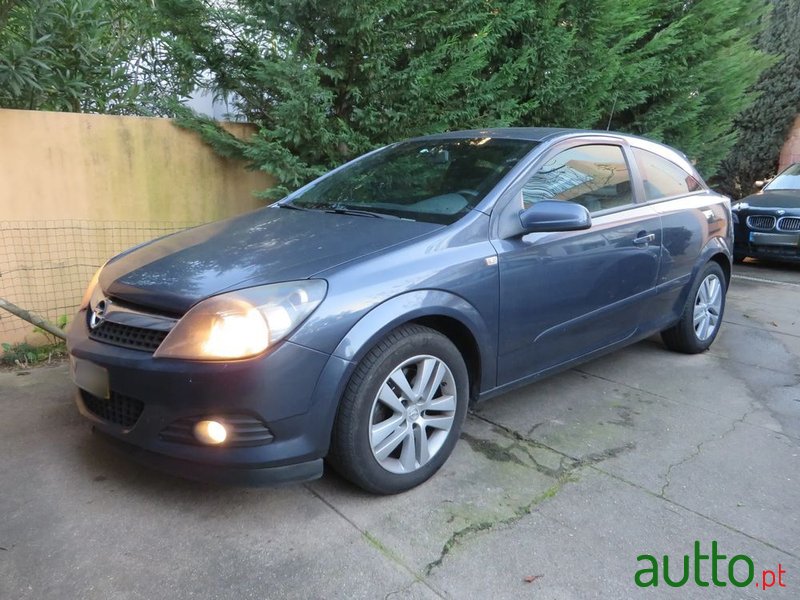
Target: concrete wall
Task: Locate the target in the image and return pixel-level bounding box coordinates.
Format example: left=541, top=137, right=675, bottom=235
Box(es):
left=779, top=114, right=800, bottom=172
left=0, top=108, right=270, bottom=222
left=0, top=109, right=272, bottom=345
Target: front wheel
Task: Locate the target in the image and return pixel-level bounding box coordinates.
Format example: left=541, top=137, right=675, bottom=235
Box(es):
left=327, top=324, right=468, bottom=494
left=661, top=261, right=727, bottom=354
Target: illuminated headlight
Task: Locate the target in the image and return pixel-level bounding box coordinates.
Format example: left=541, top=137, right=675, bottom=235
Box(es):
left=153, top=280, right=327, bottom=360
left=79, top=266, right=105, bottom=311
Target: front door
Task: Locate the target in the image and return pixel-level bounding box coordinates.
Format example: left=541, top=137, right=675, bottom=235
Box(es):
left=493, top=143, right=661, bottom=385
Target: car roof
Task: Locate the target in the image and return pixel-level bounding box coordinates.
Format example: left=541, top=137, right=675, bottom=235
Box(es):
left=410, top=127, right=582, bottom=142
left=410, top=127, right=698, bottom=177
left=414, top=127, right=680, bottom=146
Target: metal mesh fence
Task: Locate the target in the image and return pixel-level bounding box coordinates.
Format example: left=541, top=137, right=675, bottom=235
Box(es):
left=0, top=220, right=201, bottom=343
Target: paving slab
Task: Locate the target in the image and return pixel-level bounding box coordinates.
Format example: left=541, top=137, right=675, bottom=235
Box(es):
left=428, top=468, right=798, bottom=599
left=307, top=415, right=564, bottom=579
left=471, top=354, right=753, bottom=496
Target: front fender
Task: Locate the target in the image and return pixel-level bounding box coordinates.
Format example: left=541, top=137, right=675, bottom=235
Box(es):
left=299, top=290, right=495, bottom=458
left=332, top=289, right=496, bottom=392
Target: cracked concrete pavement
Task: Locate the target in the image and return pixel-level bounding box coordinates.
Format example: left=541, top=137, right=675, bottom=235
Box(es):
left=1, top=260, right=798, bottom=599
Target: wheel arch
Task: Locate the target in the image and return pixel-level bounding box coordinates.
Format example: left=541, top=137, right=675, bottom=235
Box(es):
left=708, top=252, right=731, bottom=287
left=694, top=235, right=731, bottom=286
left=673, top=239, right=731, bottom=309
left=331, top=290, right=495, bottom=402
left=410, top=314, right=483, bottom=403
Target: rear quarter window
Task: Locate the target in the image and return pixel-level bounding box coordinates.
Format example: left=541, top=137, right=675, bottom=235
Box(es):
left=632, top=147, right=703, bottom=201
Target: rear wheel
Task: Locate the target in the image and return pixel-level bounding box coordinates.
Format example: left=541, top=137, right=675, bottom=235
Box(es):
left=327, top=324, right=468, bottom=494
left=661, top=262, right=726, bottom=354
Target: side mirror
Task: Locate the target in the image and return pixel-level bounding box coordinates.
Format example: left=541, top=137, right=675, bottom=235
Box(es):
left=518, top=200, right=591, bottom=233
left=754, top=180, right=765, bottom=189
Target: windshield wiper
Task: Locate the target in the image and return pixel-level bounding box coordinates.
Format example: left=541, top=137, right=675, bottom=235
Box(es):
left=323, top=206, right=395, bottom=219
left=275, top=202, right=308, bottom=211
left=281, top=201, right=414, bottom=220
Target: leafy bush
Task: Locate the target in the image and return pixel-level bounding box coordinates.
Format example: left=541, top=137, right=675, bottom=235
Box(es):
left=0, top=0, right=198, bottom=114
left=1, top=341, right=67, bottom=367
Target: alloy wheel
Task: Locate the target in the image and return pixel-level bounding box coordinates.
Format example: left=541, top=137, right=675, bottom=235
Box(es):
left=368, top=354, right=457, bottom=474
left=693, top=274, right=722, bottom=341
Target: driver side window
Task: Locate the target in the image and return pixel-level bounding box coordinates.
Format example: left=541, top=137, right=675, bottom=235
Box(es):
left=521, top=144, right=633, bottom=213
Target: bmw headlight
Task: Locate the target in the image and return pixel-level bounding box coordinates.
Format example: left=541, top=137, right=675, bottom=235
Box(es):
left=153, top=280, right=327, bottom=360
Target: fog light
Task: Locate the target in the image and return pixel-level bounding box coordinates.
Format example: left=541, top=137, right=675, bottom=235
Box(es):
left=194, top=420, right=227, bottom=445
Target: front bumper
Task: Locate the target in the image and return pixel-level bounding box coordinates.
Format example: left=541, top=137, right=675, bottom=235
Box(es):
left=94, top=428, right=323, bottom=485
left=734, top=244, right=800, bottom=263
left=67, top=310, right=353, bottom=486
left=733, top=213, right=800, bottom=262
left=733, top=233, right=800, bottom=262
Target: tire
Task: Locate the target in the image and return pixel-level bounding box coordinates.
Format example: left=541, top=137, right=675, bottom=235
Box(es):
left=661, top=261, right=727, bottom=354
left=327, top=324, right=468, bottom=494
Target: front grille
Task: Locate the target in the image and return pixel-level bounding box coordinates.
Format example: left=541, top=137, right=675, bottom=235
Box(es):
left=746, top=215, right=776, bottom=231
left=777, top=216, right=800, bottom=232
left=160, top=415, right=275, bottom=447
left=82, top=390, right=145, bottom=428
left=89, top=321, right=168, bottom=352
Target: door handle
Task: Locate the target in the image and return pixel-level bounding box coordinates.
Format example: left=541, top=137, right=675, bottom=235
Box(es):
left=633, top=233, right=655, bottom=245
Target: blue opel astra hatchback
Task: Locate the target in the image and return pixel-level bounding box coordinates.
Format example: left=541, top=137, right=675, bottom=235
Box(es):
left=67, top=128, right=732, bottom=494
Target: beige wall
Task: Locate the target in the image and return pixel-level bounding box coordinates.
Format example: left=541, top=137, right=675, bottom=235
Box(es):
left=779, top=114, right=800, bottom=172
left=0, top=109, right=272, bottom=345
left=0, top=108, right=270, bottom=222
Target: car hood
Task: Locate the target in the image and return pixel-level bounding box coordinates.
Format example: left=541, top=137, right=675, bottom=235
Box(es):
left=740, top=190, right=800, bottom=209
left=100, top=207, right=441, bottom=314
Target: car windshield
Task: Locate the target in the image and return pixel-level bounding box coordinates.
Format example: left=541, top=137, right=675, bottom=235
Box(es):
left=764, top=163, right=800, bottom=191
left=285, top=137, right=537, bottom=224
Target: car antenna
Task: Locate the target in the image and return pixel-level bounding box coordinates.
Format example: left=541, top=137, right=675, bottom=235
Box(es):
left=606, top=93, right=618, bottom=131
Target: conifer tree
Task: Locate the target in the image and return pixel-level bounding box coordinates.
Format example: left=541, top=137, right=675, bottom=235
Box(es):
left=716, top=0, right=800, bottom=197
left=163, top=0, right=770, bottom=195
